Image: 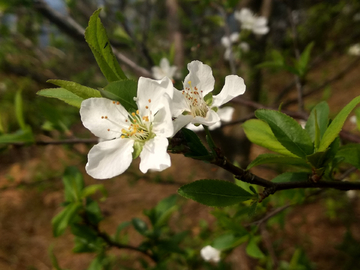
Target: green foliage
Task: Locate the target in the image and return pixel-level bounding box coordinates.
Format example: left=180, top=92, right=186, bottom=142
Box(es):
left=181, top=128, right=211, bottom=160
left=242, top=119, right=296, bottom=157
left=100, top=79, right=138, bottom=111
left=305, top=101, right=329, bottom=146
left=85, top=9, right=127, bottom=82
left=319, top=95, right=360, bottom=151
left=47, top=80, right=102, bottom=99
left=37, top=88, right=84, bottom=108
left=246, top=153, right=310, bottom=170
left=178, top=179, right=254, bottom=207
left=255, top=109, right=314, bottom=158
left=336, top=144, right=360, bottom=169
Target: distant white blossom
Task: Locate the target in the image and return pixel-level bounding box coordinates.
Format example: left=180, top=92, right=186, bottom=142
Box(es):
left=170, top=60, right=246, bottom=135
left=350, top=115, right=357, bottom=124
left=221, top=32, right=240, bottom=60
left=348, top=44, right=360, bottom=56
left=240, top=42, right=250, bottom=53
left=347, top=190, right=357, bottom=200
left=201, top=245, right=221, bottom=262
left=234, top=8, right=269, bottom=35
left=152, top=58, right=178, bottom=80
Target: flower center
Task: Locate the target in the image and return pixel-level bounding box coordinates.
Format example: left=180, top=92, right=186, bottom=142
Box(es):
left=102, top=101, right=154, bottom=143
left=182, top=81, right=209, bottom=117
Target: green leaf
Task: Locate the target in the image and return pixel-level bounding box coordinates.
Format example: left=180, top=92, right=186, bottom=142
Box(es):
left=319, top=95, right=360, bottom=152
left=297, top=42, right=314, bottom=78
left=100, top=79, right=137, bottom=111
left=85, top=199, right=104, bottom=225
left=85, top=9, right=127, bottom=82
left=0, top=127, right=34, bottom=144
left=52, top=202, right=82, bottom=237
left=248, top=201, right=258, bottom=217
left=271, top=172, right=309, bottom=183
left=305, top=101, right=329, bottom=146
left=181, top=128, right=210, bottom=159
left=204, top=92, right=213, bottom=106
left=131, top=218, right=148, bottom=236
left=47, top=79, right=101, bottom=99
left=81, top=184, right=107, bottom=200
left=48, top=246, right=63, bottom=270
left=247, top=153, right=310, bottom=170
left=114, top=221, right=131, bottom=242
left=73, top=237, right=104, bottom=253
left=246, top=237, right=265, bottom=259
left=178, top=179, right=253, bottom=207
left=15, top=90, right=26, bottom=130
left=63, top=167, right=85, bottom=203
left=213, top=233, right=246, bottom=250
left=336, top=144, right=360, bottom=169
left=255, top=110, right=314, bottom=158
left=242, top=119, right=296, bottom=157
left=37, top=88, right=83, bottom=108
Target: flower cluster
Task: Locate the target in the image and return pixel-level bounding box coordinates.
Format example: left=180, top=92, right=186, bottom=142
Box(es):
left=234, top=8, right=269, bottom=35
left=81, top=60, right=246, bottom=179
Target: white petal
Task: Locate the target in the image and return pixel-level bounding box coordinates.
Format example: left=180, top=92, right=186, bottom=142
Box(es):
left=159, top=58, right=170, bottom=71
left=139, top=136, right=171, bottom=173
left=213, top=75, right=246, bottom=107
left=172, top=114, right=194, bottom=135
left=192, top=110, right=220, bottom=126
left=221, top=36, right=231, bottom=48
left=184, top=60, right=215, bottom=96
left=152, top=98, right=174, bottom=137
left=80, top=98, right=129, bottom=140
left=218, top=106, right=234, bottom=122
left=151, top=66, right=165, bottom=80
left=224, top=49, right=231, bottom=60
left=85, top=138, right=134, bottom=179
left=253, top=25, right=269, bottom=35
left=254, top=17, right=268, bottom=27
left=230, top=32, right=240, bottom=43
left=200, top=245, right=221, bottom=262
left=186, top=123, right=204, bottom=132
left=170, top=88, right=189, bottom=117
left=137, top=77, right=173, bottom=119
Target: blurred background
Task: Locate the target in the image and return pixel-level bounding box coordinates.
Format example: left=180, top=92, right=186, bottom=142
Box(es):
left=1, top=0, right=360, bottom=269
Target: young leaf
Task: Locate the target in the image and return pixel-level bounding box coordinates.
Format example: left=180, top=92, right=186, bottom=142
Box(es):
left=100, top=79, right=137, bottom=111
left=336, top=144, right=360, bottom=169
left=0, top=127, right=34, bottom=144
left=37, top=88, right=83, bottom=108
left=178, top=179, right=253, bottom=207
left=297, top=42, right=314, bottom=78
left=213, top=233, right=246, bottom=250
left=47, top=79, right=101, bottom=99
left=52, top=202, right=82, bottom=237
left=114, top=221, right=131, bottom=242
left=242, top=119, right=296, bottom=157
left=63, top=167, right=85, bottom=203
left=271, top=172, right=309, bottom=183
left=305, top=101, right=329, bottom=146
left=255, top=109, right=314, bottom=158
left=85, top=9, right=127, bottom=82
left=15, top=90, right=26, bottom=130
left=318, top=95, right=360, bottom=152
left=181, top=128, right=210, bottom=159
left=131, top=218, right=148, bottom=236
left=81, top=184, right=107, bottom=200
left=246, top=237, right=265, bottom=259
left=246, top=153, right=310, bottom=170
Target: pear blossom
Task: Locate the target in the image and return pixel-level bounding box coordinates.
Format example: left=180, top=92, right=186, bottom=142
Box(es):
left=170, top=60, right=246, bottom=135
left=348, top=44, right=360, bottom=56
left=186, top=106, right=234, bottom=131
left=200, top=245, right=221, bottom=262
left=234, top=8, right=269, bottom=35
left=80, top=77, right=174, bottom=179
left=347, top=190, right=357, bottom=200
left=221, top=32, right=240, bottom=60
left=151, top=58, right=178, bottom=80
left=240, top=42, right=250, bottom=53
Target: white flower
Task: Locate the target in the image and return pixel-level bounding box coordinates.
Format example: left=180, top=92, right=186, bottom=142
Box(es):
left=221, top=32, right=240, bottom=60
left=234, top=8, right=269, bottom=35
left=170, top=60, right=246, bottom=135
left=80, top=77, right=174, bottom=179
left=348, top=44, right=360, bottom=56
left=186, top=106, right=234, bottom=131
left=200, top=245, right=221, bottom=262
left=350, top=115, right=357, bottom=124
left=240, top=42, right=250, bottom=53
left=151, top=58, right=178, bottom=80
left=347, top=190, right=357, bottom=200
